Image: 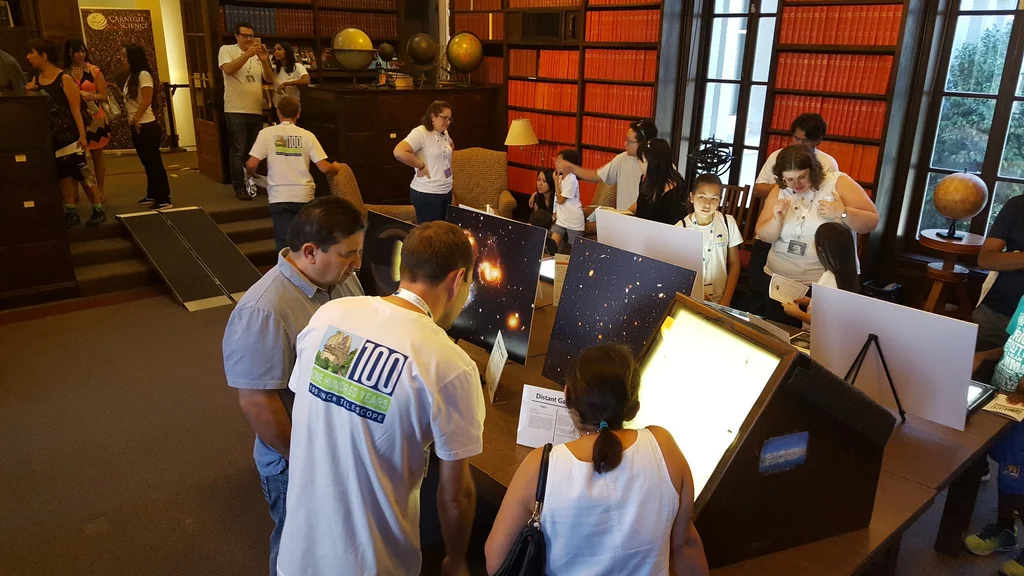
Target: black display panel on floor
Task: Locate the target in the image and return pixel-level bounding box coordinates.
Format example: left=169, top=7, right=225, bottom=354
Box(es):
left=118, top=212, right=231, bottom=311
left=161, top=207, right=261, bottom=299
left=542, top=238, right=697, bottom=384
left=633, top=294, right=896, bottom=568
left=445, top=206, right=547, bottom=365
left=359, top=211, right=416, bottom=298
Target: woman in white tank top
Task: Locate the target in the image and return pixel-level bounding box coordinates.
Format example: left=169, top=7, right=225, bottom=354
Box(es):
left=485, top=345, right=709, bottom=576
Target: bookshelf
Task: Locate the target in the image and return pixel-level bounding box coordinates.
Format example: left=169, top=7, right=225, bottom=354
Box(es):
left=218, top=0, right=399, bottom=82
left=758, top=0, right=908, bottom=200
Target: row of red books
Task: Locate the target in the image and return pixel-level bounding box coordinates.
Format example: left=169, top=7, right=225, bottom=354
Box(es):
left=585, top=10, right=660, bottom=43
left=779, top=5, right=903, bottom=46
left=584, top=84, right=653, bottom=118
left=508, top=111, right=576, bottom=145
left=509, top=166, right=539, bottom=197
left=509, top=50, right=539, bottom=77
left=772, top=95, right=886, bottom=140
left=509, top=0, right=580, bottom=6
left=509, top=80, right=579, bottom=113
left=318, top=12, right=396, bottom=37
left=539, top=50, right=580, bottom=80
left=453, top=0, right=500, bottom=10
left=508, top=143, right=563, bottom=170
left=776, top=53, right=893, bottom=95
left=317, top=0, right=396, bottom=9
left=583, top=149, right=617, bottom=170
left=583, top=116, right=632, bottom=149
left=453, top=13, right=503, bottom=41
left=473, top=56, right=503, bottom=84
left=579, top=180, right=597, bottom=205
left=766, top=135, right=879, bottom=189
left=584, top=49, right=657, bottom=82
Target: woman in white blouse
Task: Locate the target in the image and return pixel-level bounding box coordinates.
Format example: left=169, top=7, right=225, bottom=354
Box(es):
left=393, top=100, right=454, bottom=223
left=121, top=45, right=171, bottom=210
left=271, top=41, right=309, bottom=108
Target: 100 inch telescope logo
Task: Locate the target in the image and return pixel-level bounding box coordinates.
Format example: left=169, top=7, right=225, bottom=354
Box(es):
left=310, top=328, right=407, bottom=424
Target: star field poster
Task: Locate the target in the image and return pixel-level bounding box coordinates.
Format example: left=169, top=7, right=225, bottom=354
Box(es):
left=358, top=211, right=416, bottom=297
left=445, top=206, right=547, bottom=365
left=542, top=238, right=697, bottom=385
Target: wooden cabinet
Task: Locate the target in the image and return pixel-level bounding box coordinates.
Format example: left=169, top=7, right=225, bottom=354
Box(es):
left=299, top=84, right=504, bottom=204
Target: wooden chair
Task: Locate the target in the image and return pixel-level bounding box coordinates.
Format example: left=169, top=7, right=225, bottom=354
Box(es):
left=720, top=183, right=751, bottom=233
left=582, top=181, right=618, bottom=239
left=328, top=163, right=418, bottom=224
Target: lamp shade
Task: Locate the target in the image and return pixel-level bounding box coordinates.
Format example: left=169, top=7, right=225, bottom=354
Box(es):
left=505, top=118, right=539, bottom=146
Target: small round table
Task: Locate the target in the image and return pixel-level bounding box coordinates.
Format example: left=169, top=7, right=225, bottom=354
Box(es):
left=919, top=229, right=986, bottom=318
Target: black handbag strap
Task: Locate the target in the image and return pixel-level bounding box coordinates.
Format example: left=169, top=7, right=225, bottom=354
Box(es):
left=528, top=443, right=554, bottom=527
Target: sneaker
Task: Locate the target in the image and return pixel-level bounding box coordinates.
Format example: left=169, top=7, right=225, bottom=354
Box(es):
left=64, top=210, right=81, bottom=228
left=150, top=201, right=173, bottom=210
left=965, top=523, right=1018, bottom=556
left=235, top=190, right=254, bottom=202
left=137, top=196, right=155, bottom=205
left=1001, top=551, right=1024, bottom=576
left=86, top=208, right=106, bottom=227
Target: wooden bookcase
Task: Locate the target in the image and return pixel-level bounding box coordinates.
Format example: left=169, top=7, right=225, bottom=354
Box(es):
left=757, top=0, right=910, bottom=201
left=217, top=0, right=400, bottom=83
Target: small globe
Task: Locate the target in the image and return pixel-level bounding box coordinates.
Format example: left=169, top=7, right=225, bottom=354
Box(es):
left=446, top=32, right=483, bottom=74
left=933, top=172, right=989, bottom=222
left=407, top=33, right=437, bottom=67
left=331, top=27, right=374, bottom=72
left=378, top=42, right=395, bottom=62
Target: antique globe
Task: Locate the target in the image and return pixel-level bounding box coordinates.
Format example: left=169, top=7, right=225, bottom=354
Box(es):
left=331, top=27, right=375, bottom=71
left=407, top=33, right=438, bottom=66
left=378, top=42, right=395, bottom=63
left=932, top=172, right=989, bottom=239
left=446, top=32, right=483, bottom=74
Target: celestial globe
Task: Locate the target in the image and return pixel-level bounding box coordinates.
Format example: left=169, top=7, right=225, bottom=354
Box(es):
left=378, top=42, right=396, bottom=63
left=407, top=33, right=438, bottom=66
left=446, top=32, right=483, bottom=74
left=933, top=172, right=989, bottom=222
left=331, top=27, right=375, bottom=71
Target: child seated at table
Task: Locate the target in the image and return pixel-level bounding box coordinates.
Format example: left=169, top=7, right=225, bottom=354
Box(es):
left=781, top=221, right=859, bottom=328
left=529, top=208, right=558, bottom=256
left=964, top=292, right=1024, bottom=575
left=676, top=174, right=743, bottom=305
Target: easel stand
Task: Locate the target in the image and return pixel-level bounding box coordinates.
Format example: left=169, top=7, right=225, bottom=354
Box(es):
left=844, top=333, right=907, bottom=423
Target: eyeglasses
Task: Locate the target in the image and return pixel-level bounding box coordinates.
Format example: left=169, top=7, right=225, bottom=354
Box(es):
left=437, top=115, right=453, bottom=124
left=237, top=33, right=255, bottom=39
left=625, top=138, right=638, bottom=145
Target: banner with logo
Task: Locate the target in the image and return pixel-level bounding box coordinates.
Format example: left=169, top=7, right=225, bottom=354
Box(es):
left=81, top=8, right=166, bottom=150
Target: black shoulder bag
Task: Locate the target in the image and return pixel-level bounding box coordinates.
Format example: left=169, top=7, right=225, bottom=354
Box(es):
left=494, top=443, right=553, bottom=576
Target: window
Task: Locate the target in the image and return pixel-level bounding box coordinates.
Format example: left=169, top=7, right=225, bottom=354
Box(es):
left=688, top=0, right=777, bottom=186
left=913, top=0, right=1024, bottom=239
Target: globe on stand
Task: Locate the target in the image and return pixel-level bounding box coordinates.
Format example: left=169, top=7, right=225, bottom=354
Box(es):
left=932, top=172, right=989, bottom=240
left=406, top=33, right=438, bottom=87
left=446, top=32, right=484, bottom=84
left=331, top=27, right=375, bottom=86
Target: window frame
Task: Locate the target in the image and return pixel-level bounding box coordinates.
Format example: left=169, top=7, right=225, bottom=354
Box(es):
left=905, top=0, right=1024, bottom=249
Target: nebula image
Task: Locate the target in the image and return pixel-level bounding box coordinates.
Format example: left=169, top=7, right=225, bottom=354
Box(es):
left=542, top=238, right=697, bottom=385
left=445, top=206, right=548, bottom=364
left=358, top=211, right=416, bottom=297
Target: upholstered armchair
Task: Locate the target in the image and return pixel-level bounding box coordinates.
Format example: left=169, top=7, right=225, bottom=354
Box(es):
left=328, top=163, right=418, bottom=224
left=582, top=181, right=618, bottom=239
left=451, top=147, right=517, bottom=219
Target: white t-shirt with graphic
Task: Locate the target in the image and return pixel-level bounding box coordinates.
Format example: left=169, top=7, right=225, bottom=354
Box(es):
left=597, top=151, right=644, bottom=211
left=277, top=296, right=486, bottom=576
left=994, top=296, right=1024, bottom=393
left=123, top=71, right=156, bottom=124
left=554, top=172, right=585, bottom=231
left=403, top=125, right=453, bottom=195
left=218, top=44, right=264, bottom=114
left=272, top=62, right=308, bottom=106
left=679, top=211, right=743, bottom=302
left=249, top=121, right=326, bottom=203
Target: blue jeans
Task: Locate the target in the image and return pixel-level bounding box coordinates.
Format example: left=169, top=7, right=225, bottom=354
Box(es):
left=260, top=469, right=288, bottom=576
left=409, top=188, right=452, bottom=223
left=268, top=202, right=306, bottom=252
left=226, top=113, right=264, bottom=194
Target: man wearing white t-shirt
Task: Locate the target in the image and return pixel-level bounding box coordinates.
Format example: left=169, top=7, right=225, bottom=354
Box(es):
left=278, top=221, right=485, bottom=576
left=555, top=119, right=658, bottom=211
left=219, top=21, right=273, bottom=201
left=247, top=96, right=343, bottom=251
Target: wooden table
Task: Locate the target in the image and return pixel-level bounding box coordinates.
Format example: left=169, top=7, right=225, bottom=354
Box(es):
left=920, top=229, right=986, bottom=318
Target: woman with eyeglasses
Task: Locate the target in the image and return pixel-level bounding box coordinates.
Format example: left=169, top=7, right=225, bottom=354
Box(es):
left=393, top=100, right=454, bottom=223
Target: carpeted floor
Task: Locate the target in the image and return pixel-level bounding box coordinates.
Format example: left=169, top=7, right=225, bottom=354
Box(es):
left=0, top=293, right=1016, bottom=575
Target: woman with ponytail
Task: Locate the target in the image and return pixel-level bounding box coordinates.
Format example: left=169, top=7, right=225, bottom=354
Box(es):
left=485, top=344, right=709, bottom=575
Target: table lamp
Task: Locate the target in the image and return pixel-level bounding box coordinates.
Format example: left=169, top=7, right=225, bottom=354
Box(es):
left=505, top=118, right=540, bottom=169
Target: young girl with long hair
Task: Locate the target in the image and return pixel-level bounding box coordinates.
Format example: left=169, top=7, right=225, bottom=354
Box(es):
left=122, top=44, right=171, bottom=209
left=271, top=41, right=309, bottom=108
left=782, top=221, right=860, bottom=326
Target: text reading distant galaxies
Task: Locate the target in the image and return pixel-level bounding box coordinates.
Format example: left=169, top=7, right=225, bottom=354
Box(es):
left=445, top=207, right=547, bottom=365
left=542, top=238, right=697, bottom=385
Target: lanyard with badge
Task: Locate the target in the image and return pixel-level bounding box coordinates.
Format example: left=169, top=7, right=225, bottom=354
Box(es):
left=687, top=212, right=723, bottom=300
left=435, top=131, right=453, bottom=179
left=242, top=50, right=257, bottom=84
left=787, top=189, right=816, bottom=258
left=394, top=288, right=433, bottom=320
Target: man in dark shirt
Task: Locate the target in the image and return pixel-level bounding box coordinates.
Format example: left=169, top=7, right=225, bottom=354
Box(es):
left=0, top=48, right=27, bottom=96
left=975, top=195, right=1024, bottom=352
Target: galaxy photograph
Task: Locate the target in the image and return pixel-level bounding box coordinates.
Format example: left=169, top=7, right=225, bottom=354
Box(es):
left=358, top=211, right=415, bottom=297
left=445, top=206, right=548, bottom=365
left=542, top=238, right=698, bottom=385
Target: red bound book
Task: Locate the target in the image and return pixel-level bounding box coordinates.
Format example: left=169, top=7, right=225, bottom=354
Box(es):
left=863, top=57, right=878, bottom=95
left=877, top=56, right=892, bottom=94
left=826, top=6, right=839, bottom=41
left=823, top=98, right=836, bottom=129
left=852, top=6, right=864, bottom=46
left=800, top=53, right=812, bottom=89
left=851, top=145, right=864, bottom=181
left=880, top=6, right=892, bottom=46
left=818, top=54, right=829, bottom=91
left=866, top=5, right=880, bottom=46
left=874, top=102, right=885, bottom=140
left=841, top=55, right=853, bottom=93
left=851, top=55, right=864, bottom=93
left=857, top=100, right=869, bottom=138
left=840, top=7, right=852, bottom=45
left=802, top=8, right=813, bottom=44
left=780, top=7, right=790, bottom=44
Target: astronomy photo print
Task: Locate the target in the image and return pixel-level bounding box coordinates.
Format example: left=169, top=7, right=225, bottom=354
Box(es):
left=359, top=211, right=416, bottom=298
left=542, top=238, right=697, bottom=385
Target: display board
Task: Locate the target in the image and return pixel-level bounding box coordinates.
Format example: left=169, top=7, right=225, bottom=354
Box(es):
left=358, top=211, right=414, bottom=298
left=596, top=209, right=703, bottom=298
left=445, top=206, right=547, bottom=365
left=542, top=238, right=696, bottom=384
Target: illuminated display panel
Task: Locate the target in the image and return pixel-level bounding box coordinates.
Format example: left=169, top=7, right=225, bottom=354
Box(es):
left=629, top=302, right=783, bottom=498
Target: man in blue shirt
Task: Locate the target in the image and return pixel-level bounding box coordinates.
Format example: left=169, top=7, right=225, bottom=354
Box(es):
left=222, top=196, right=365, bottom=576
left=975, top=196, right=1024, bottom=353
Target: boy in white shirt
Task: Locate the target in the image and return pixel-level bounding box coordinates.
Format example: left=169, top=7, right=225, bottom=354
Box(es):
left=246, top=96, right=343, bottom=251
left=551, top=149, right=586, bottom=251
left=677, top=174, right=744, bottom=305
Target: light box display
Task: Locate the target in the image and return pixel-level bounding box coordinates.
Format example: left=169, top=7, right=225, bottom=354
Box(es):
left=632, top=295, right=896, bottom=568
left=358, top=211, right=415, bottom=298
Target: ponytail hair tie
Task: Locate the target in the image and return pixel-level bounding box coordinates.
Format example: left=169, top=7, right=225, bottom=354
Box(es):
left=599, top=421, right=609, bottom=431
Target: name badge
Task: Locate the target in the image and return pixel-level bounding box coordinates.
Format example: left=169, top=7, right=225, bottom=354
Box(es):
left=787, top=239, right=808, bottom=257
left=703, top=283, right=715, bottom=300
left=245, top=73, right=256, bottom=83
left=444, top=167, right=452, bottom=178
